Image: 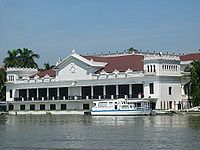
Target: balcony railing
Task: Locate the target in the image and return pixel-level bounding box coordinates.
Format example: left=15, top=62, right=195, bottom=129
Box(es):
left=14, top=94, right=144, bottom=102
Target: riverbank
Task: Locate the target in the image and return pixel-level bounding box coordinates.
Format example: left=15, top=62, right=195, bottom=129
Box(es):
left=1, top=109, right=200, bottom=116
left=8, top=110, right=86, bottom=115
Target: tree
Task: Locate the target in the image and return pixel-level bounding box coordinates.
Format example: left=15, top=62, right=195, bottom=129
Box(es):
left=0, top=68, right=6, bottom=101
left=17, top=48, right=40, bottom=68
left=190, top=60, right=200, bottom=106
left=3, top=48, right=40, bottom=69
left=43, top=62, right=55, bottom=70
left=3, top=49, right=19, bottom=68
left=127, top=47, right=138, bottom=53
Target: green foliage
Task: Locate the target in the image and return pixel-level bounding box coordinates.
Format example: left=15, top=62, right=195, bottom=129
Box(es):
left=127, top=47, right=138, bottom=53
left=39, top=62, right=55, bottom=71
left=3, top=48, right=40, bottom=68
left=190, top=60, right=200, bottom=106
left=0, top=69, right=6, bottom=100
left=43, top=62, right=55, bottom=70
left=3, top=49, right=19, bottom=68
left=17, top=48, right=40, bottom=68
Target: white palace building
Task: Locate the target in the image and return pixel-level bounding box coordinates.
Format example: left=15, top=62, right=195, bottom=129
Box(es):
left=5, top=50, right=200, bottom=114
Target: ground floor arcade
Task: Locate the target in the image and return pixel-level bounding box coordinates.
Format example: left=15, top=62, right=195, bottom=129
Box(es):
left=12, top=84, right=144, bottom=102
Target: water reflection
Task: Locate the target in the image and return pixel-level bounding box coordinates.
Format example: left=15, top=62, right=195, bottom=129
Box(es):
left=0, top=114, right=200, bottom=150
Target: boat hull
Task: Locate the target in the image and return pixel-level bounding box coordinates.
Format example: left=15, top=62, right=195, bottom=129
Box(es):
left=91, top=110, right=151, bottom=116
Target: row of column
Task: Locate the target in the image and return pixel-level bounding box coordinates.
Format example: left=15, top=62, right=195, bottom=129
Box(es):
left=17, top=84, right=143, bottom=100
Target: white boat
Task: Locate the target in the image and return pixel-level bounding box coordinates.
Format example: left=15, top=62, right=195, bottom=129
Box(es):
left=91, top=99, right=152, bottom=116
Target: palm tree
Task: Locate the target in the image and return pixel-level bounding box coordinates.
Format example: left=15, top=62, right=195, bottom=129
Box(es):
left=3, top=49, right=19, bottom=68
left=17, top=48, right=40, bottom=68
left=190, top=59, right=200, bottom=106
left=0, top=68, right=6, bottom=100
left=3, top=48, right=40, bottom=69
left=43, top=62, right=55, bottom=70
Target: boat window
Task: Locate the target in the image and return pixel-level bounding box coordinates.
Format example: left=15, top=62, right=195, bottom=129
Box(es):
left=121, top=105, right=129, bottom=109
left=98, top=102, right=107, bottom=107
left=109, top=102, right=113, bottom=105
left=142, top=102, right=148, bottom=108
left=136, top=103, right=141, bottom=107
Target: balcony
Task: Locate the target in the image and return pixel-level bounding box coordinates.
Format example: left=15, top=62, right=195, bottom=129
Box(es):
left=13, top=94, right=145, bottom=102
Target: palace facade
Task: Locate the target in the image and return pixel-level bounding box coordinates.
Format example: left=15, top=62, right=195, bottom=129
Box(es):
left=5, top=50, right=200, bottom=113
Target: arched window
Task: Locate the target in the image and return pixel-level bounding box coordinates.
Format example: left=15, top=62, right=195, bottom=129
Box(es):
left=160, top=101, right=162, bottom=109
left=153, top=65, right=156, bottom=72
left=163, top=101, right=166, bottom=109
left=8, top=75, right=14, bottom=81
left=147, top=65, right=149, bottom=72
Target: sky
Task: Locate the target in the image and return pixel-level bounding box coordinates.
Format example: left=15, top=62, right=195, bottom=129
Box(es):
left=0, top=0, right=200, bottom=67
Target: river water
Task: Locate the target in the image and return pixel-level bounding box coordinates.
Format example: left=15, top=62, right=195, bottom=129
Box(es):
left=0, top=114, right=200, bottom=150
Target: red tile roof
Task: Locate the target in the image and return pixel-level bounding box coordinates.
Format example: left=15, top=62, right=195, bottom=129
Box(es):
left=83, top=54, right=144, bottom=73
left=180, top=53, right=200, bottom=61
left=31, top=69, right=56, bottom=78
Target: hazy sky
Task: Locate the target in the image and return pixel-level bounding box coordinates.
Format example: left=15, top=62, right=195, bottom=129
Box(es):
left=0, top=0, right=200, bottom=67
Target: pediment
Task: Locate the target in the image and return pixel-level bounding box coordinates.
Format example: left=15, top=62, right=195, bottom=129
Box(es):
left=55, top=53, right=106, bottom=81
left=55, top=53, right=107, bottom=71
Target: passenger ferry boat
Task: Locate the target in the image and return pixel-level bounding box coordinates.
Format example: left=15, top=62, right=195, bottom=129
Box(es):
left=91, top=99, right=152, bottom=116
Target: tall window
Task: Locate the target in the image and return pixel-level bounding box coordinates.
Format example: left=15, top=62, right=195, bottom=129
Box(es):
left=40, top=104, right=45, bottom=110
left=9, top=104, right=14, bottom=110
left=61, top=104, right=67, bottom=110
left=30, top=104, right=35, bottom=110
left=10, top=90, right=12, bottom=98
left=149, top=83, right=154, bottom=94
left=50, top=104, right=56, bottom=110
left=150, top=65, right=152, bottom=72
left=20, top=105, right=25, bottom=110
left=169, top=87, right=172, bottom=95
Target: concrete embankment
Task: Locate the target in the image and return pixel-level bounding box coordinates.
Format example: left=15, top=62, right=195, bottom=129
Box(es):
left=8, top=110, right=86, bottom=115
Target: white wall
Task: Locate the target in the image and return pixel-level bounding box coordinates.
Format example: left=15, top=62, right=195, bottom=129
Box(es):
left=57, top=58, right=95, bottom=81
left=157, top=81, right=181, bottom=110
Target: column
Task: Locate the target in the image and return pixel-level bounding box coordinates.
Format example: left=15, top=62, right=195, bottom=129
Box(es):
left=27, top=89, right=29, bottom=100
left=103, top=85, right=106, bottom=98
left=91, top=86, right=94, bottom=99
left=80, top=87, right=82, bottom=97
left=129, top=84, right=132, bottom=97
left=68, top=87, right=70, bottom=99
left=12, top=89, right=16, bottom=101
left=116, top=85, right=119, bottom=98
left=181, top=86, right=185, bottom=95
left=57, top=88, right=60, bottom=99
left=47, top=88, right=49, bottom=100
left=37, top=88, right=39, bottom=100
